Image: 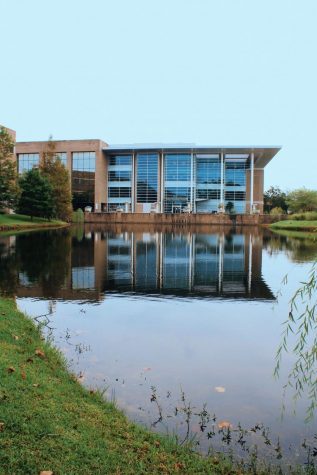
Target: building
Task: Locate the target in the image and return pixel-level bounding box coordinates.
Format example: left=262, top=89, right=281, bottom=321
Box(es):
left=13, top=132, right=281, bottom=214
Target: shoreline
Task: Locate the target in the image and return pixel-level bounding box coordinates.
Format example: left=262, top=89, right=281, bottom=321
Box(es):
left=0, top=213, right=69, bottom=234
left=269, top=219, right=317, bottom=233
left=0, top=297, right=228, bottom=474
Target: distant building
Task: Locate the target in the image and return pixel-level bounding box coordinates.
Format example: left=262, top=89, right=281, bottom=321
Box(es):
left=5, top=126, right=281, bottom=214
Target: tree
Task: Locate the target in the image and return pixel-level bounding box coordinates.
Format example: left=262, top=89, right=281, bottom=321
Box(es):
left=40, top=138, right=72, bottom=221
left=263, top=186, right=288, bottom=213
left=0, top=126, right=19, bottom=210
left=225, top=201, right=235, bottom=214
left=286, top=188, right=317, bottom=213
left=18, top=168, right=55, bottom=219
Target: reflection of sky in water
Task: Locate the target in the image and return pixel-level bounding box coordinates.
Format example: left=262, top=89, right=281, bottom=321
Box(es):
left=2, top=226, right=316, bottom=464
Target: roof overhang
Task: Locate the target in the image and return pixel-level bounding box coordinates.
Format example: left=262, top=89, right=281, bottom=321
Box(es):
left=103, top=145, right=281, bottom=168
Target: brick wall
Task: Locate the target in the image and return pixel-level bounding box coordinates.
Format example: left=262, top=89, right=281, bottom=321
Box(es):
left=84, top=212, right=288, bottom=226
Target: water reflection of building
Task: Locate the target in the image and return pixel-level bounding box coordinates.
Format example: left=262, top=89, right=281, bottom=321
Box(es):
left=1, top=227, right=274, bottom=301
left=103, top=230, right=274, bottom=299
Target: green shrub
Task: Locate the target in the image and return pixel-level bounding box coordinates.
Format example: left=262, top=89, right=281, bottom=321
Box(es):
left=270, top=207, right=284, bottom=215
left=72, top=208, right=84, bottom=223
left=291, top=211, right=317, bottom=221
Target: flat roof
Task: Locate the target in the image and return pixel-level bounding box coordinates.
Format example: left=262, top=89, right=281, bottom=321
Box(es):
left=104, top=144, right=281, bottom=167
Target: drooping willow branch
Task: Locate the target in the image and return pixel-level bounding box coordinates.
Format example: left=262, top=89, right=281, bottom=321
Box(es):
left=275, top=262, right=317, bottom=420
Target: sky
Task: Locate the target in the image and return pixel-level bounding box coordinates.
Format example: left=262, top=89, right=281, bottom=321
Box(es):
left=1, top=0, right=316, bottom=190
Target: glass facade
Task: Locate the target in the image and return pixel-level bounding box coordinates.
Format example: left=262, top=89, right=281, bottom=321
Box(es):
left=18, top=153, right=40, bottom=174
left=107, top=155, right=132, bottom=211
left=103, top=151, right=251, bottom=214
left=164, top=153, right=191, bottom=213
left=195, top=154, right=221, bottom=212
left=136, top=153, right=158, bottom=203
left=72, top=152, right=95, bottom=209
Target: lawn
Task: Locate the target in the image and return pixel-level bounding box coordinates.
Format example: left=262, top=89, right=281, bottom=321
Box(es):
left=270, top=220, right=317, bottom=232
left=0, top=298, right=232, bottom=475
left=0, top=213, right=66, bottom=231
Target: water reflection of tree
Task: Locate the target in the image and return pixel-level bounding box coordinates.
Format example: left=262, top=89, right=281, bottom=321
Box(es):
left=0, top=238, right=20, bottom=296
left=16, top=230, right=71, bottom=298
left=264, top=233, right=317, bottom=263
left=275, top=262, right=317, bottom=420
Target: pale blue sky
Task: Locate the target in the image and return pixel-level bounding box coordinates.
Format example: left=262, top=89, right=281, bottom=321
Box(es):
left=1, top=0, right=316, bottom=190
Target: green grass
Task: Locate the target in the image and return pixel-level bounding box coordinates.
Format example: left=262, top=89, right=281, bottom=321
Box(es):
left=270, top=220, right=317, bottom=232
left=0, top=298, right=234, bottom=475
left=0, top=213, right=66, bottom=231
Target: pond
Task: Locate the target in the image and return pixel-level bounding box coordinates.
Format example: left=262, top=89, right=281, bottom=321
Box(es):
left=1, top=224, right=316, bottom=468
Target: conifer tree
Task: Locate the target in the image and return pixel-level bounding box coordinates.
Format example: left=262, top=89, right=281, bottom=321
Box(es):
left=18, top=168, right=55, bottom=220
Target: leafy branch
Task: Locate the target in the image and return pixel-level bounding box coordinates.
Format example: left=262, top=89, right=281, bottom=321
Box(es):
left=275, top=262, right=317, bottom=420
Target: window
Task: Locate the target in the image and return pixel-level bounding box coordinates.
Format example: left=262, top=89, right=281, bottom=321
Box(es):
left=137, top=153, right=158, bottom=203
left=225, top=161, right=246, bottom=187
left=108, top=170, right=131, bottom=182
left=197, top=189, right=220, bottom=200
left=73, top=152, right=95, bottom=172
left=109, top=155, right=132, bottom=166
left=164, top=154, right=191, bottom=213
left=72, top=152, right=96, bottom=209
left=18, top=153, right=40, bottom=174
left=195, top=154, right=221, bottom=213
left=107, top=155, right=132, bottom=205
left=196, top=154, right=220, bottom=185
left=109, top=187, right=131, bottom=198
left=224, top=158, right=248, bottom=213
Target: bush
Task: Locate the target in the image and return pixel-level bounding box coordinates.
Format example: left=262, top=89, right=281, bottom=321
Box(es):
left=291, top=211, right=317, bottom=221
left=72, top=208, right=84, bottom=223
left=270, top=207, right=284, bottom=216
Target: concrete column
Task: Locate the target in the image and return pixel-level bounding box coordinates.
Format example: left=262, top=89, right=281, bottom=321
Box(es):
left=190, top=152, right=194, bottom=212
left=131, top=152, right=135, bottom=213
left=220, top=152, right=224, bottom=209
left=160, top=152, right=164, bottom=213
left=250, top=152, right=254, bottom=214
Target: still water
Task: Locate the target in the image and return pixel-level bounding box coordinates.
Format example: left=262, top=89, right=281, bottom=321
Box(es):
left=1, top=224, right=317, bottom=466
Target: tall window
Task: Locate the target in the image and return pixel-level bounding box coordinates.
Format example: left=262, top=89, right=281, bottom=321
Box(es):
left=107, top=154, right=132, bottom=211
left=224, top=156, right=248, bottom=213
left=72, top=152, right=96, bottom=209
left=164, top=154, right=191, bottom=213
left=18, top=153, right=40, bottom=174
left=137, top=153, right=158, bottom=203
left=195, top=154, right=221, bottom=212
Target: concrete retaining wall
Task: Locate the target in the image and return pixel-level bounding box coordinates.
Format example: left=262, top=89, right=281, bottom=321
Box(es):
left=84, top=212, right=288, bottom=226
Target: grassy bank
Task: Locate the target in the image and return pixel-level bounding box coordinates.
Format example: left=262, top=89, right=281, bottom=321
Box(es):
left=0, top=213, right=67, bottom=232
left=0, top=298, right=233, bottom=475
left=270, top=220, right=317, bottom=232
